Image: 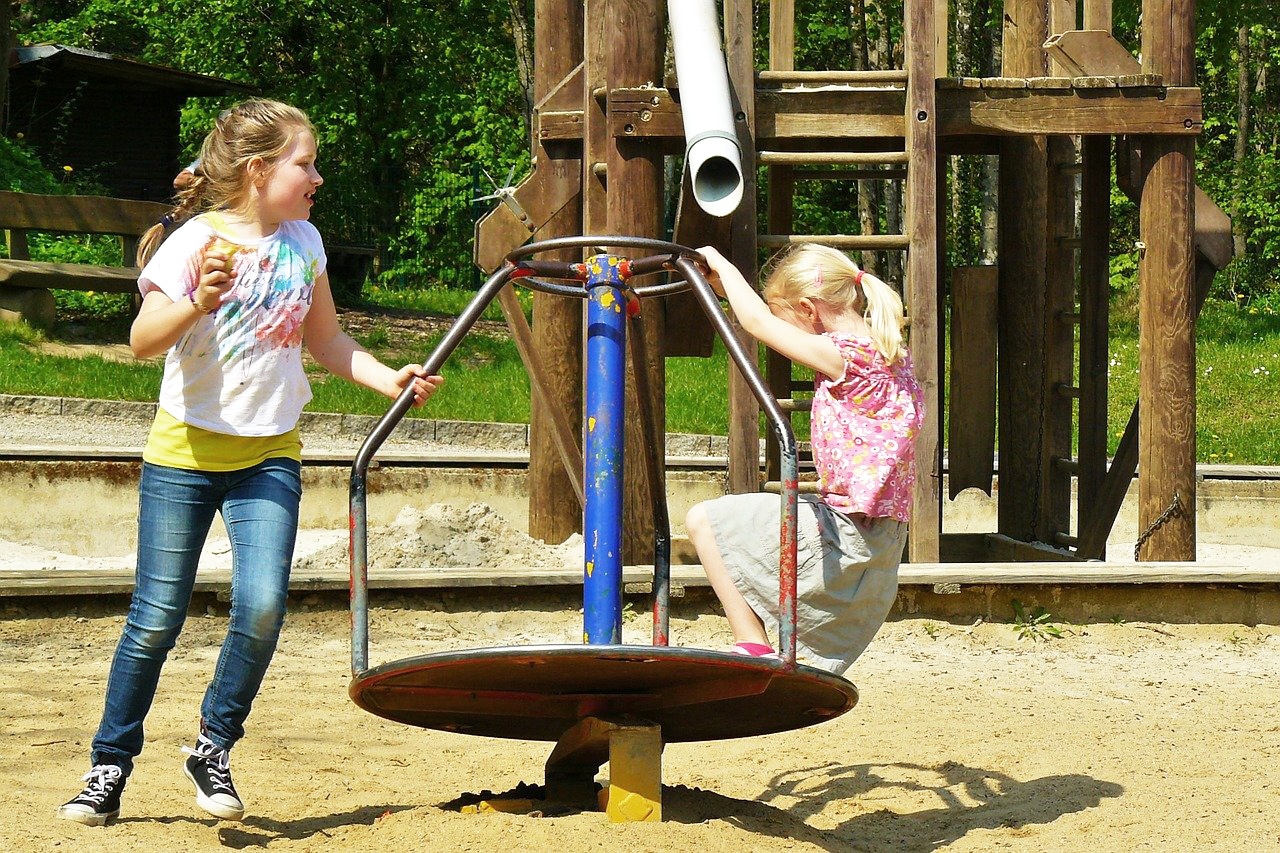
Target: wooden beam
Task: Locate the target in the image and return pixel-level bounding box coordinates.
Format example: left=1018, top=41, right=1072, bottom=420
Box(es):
left=666, top=168, right=727, bottom=358
left=1042, top=135, right=1077, bottom=542
left=947, top=267, right=998, bottom=498
left=1133, top=0, right=1196, bottom=562
left=755, top=88, right=908, bottom=139
left=1046, top=0, right=1079, bottom=76
left=937, top=86, right=1202, bottom=136
left=1043, top=30, right=1137, bottom=77
left=525, top=0, right=586, bottom=546
left=583, top=0, right=610, bottom=234
left=472, top=156, right=583, bottom=274
left=769, top=0, right=795, bottom=72
left=1077, top=134, right=1111, bottom=556
left=1083, top=0, right=1113, bottom=31
left=1136, top=135, right=1196, bottom=562
left=598, top=86, right=1203, bottom=143
left=606, top=0, right=666, bottom=563
left=496, top=286, right=585, bottom=513
left=763, top=166, right=796, bottom=485
left=0, top=191, right=169, bottom=235
left=724, top=0, right=761, bottom=496
left=997, top=0, right=1050, bottom=545
left=906, top=0, right=941, bottom=562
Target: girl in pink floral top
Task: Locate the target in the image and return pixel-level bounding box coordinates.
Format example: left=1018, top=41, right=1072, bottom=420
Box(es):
left=687, top=244, right=924, bottom=674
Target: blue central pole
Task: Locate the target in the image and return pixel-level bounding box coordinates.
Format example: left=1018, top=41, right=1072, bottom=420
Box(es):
left=583, top=255, right=627, bottom=644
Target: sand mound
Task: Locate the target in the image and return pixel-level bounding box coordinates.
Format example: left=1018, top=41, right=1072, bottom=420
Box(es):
left=297, top=502, right=584, bottom=572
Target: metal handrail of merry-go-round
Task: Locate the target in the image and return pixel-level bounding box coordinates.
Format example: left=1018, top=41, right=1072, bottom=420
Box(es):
left=347, top=235, right=801, bottom=676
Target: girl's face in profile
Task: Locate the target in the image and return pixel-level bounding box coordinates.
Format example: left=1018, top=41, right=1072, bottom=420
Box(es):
left=259, top=129, right=323, bottom=226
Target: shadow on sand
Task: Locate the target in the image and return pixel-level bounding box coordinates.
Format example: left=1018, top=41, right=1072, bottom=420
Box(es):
left=662, top=760, right=1123, bottom=851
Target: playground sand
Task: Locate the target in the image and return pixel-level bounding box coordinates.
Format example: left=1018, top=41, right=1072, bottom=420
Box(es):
left=2, top=590, right=1278, bottom=851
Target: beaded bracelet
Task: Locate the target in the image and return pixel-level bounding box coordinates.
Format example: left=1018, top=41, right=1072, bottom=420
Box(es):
left=189, top=290, right=214, bottom=314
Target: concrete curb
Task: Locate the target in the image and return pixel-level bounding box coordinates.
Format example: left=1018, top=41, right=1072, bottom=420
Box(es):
left=0, top=393, right=732, bottom=457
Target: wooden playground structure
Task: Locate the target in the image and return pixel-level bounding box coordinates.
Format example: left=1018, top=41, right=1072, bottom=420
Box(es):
left=475, top=0, right=1231, bottom=567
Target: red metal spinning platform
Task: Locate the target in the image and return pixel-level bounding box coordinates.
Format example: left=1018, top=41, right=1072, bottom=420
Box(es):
left=349, top=644, right=858, bottom=743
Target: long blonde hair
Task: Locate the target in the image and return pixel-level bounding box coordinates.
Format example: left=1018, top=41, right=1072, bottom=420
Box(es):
left=137, top=99, right=316, bottom=265
left=763, top=243, right=907, bottom=364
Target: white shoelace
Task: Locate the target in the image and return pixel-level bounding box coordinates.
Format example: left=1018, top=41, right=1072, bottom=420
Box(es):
left=182, top=740, right=235, bottom=794
left=77, top=765, right=123, bottom=805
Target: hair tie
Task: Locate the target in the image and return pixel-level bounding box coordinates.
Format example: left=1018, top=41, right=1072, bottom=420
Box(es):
left=160, top=213, right=174, bottom=229
left=854, top=269, right=866, bottom=287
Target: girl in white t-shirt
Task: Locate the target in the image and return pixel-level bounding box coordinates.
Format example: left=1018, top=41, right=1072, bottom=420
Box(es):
left=58, top=100, right=443, bottom=827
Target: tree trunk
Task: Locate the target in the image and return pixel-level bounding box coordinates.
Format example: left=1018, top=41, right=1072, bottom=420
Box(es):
left=508, top=0, right=536, bottom=139
left=1232, top=23, right=1250, bottom=262
left=853, top=0, right=880, bottom=272
left=875, top=5, right=901, bottom=281
left=1, top=0, right=11, bottom=134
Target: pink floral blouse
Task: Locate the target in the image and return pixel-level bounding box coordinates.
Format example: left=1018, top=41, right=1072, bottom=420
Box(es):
left=811, top=333, right=925, bottom=522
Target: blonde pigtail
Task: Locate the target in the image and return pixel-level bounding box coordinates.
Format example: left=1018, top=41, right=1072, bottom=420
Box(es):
left=855, top=269, right=907, bottom=365
left=136, top=175, right=208, bottom=266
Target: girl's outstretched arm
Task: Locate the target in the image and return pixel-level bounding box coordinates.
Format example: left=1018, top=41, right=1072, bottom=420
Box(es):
left=303, top=272, right=443, bottom=405
left=697, top=246, right=844, bottom=379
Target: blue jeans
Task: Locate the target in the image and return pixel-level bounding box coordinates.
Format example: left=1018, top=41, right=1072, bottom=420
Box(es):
left=91, top=458, right=301, bottom=774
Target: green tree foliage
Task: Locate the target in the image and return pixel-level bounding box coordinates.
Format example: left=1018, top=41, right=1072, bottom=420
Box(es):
left=15, top=0, right=532, bottom=289
left=10, top=0, right=1278, bottom=305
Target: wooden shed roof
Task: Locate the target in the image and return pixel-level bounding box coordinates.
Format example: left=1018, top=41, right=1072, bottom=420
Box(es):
left=8, top=44, right=255, bottom=96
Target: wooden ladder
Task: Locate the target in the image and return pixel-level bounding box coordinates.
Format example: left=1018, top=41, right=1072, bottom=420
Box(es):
left=758, top=0, right=941, bottom=561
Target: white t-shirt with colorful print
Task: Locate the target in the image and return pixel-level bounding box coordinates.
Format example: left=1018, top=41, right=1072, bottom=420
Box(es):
left=138, top=214, right=326, bottom=436
left=811, top=333, right=925, bottom=523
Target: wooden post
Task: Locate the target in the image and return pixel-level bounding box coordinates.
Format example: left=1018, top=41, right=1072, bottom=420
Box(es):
left=1083, top=0, right=1113, bottom=31
left=764, top=1, right=795, bottom=487
left=1043, top=135, right=1077, bottom=543
left=606, top=0, right=666, bottom=563
left=769, top=0, right=795, bottom=71
left=886, top=0, right=942, bottom=561
left=947, top=267, right=998, bottom=498
left=1136, top=0, right=1196, bottom=561
left=724, top=0, right=761, bottom=496
left=996, top=0, right=1050, bottom=544
left=764, top=167, right=795, bottom=484
left=528, top=0, right=586, bottom=545
left=905, top=0, right=940, bottom=562
left=1077, top=134, right=1110, bottom=554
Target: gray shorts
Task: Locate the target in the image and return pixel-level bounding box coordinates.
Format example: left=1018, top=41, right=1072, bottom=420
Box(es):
left=701, top=492, right=905, bottom=674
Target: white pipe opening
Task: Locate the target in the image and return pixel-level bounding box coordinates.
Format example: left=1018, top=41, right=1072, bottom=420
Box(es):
left=668, top=0, right=744, bottom=219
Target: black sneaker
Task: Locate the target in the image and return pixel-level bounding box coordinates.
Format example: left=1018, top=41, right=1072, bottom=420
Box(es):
left=182, top=736, right=244, bottom=820
left=56, top=764, right=126, bottom=826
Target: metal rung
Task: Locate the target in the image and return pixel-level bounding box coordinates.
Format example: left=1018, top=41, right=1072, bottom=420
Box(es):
left=759, top=151, right=909, bottom=167
left=1053, top=531, right=1080, bottom=548
left=1052, top=456, right=1079, bottom=474
left=1055, top=383, right=1081, bottom=399
left=1055, top=162, right=1083, bottom=175
left=757, top=70, right=910, bottom=85
left=759, top=234, right=910, bottom=250
left=776, top=398, right=813, bottom=413
left=763, top=480, right=821, bottom=494
left=794, top=167, right=908, bottom=182
left=1058, top=236, right=1082, bottom=249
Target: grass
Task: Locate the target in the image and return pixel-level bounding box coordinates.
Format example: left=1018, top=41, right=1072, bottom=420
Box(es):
left=2, top=289, right=1279, bottom=462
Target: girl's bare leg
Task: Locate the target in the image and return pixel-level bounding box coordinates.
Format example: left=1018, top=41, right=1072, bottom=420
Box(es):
left=685, top=504, right=770, bottom=646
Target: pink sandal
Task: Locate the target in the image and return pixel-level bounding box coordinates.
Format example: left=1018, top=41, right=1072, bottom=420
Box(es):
left=730, top=642, right=779, bottom=659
